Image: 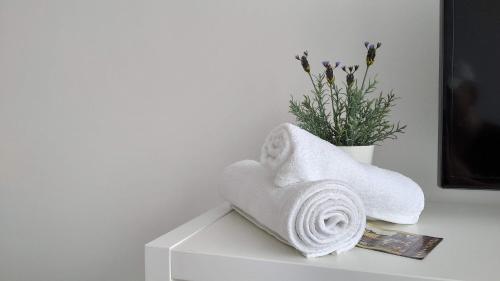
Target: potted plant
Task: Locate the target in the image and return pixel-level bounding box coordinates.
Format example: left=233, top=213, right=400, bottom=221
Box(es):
left=290, top=42, right=406, bottom=164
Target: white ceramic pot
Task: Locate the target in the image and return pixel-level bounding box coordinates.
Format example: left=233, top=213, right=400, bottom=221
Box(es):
left=337, top=145, right=375, bottom=164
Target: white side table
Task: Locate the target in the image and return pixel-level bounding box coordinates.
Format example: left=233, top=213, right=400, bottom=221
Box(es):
left=145, top=201, right=500, bottom=281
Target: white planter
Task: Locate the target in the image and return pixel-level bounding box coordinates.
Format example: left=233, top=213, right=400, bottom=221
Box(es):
left=337, top=145, right=375, bottom=164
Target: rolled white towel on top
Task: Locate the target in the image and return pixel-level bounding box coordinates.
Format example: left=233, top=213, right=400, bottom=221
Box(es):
left=220, top=160, right=366, bottom=258
left=260, top=123, right=425, bottom=224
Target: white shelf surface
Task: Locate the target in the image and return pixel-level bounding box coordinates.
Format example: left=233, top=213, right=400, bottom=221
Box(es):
left=146, top=201, right=500, bottom=281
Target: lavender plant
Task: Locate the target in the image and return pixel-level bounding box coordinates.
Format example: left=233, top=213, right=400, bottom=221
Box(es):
left=290, top=42, right=406, bottom=146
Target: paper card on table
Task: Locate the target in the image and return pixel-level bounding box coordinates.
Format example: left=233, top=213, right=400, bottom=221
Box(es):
left=356, top=224, right=443, bottom=259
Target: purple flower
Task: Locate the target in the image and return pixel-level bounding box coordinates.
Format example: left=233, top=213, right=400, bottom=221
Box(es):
left=342, top=64, right=359, bottom=87
left=323, top=61, right=335, bottom=84
left=365, top=41, right=381, bottom=66
left=295, top=51, right=310, bottom=73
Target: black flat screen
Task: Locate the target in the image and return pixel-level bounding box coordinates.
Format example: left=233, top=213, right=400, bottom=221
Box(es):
left=441, top=0, right=500, bottom=189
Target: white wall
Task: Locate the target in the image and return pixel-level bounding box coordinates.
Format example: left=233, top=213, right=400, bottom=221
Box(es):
left=1, top=0, right=499, bottom=280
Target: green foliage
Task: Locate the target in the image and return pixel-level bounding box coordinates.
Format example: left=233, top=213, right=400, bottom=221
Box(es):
left=290, top=45, right=406, bottom=146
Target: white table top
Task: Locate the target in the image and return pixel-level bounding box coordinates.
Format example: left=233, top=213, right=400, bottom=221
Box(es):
left=147, top=201, right=500, bottom=281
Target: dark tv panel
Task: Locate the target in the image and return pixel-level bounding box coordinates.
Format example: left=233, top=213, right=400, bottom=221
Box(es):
left=440, top=0, right=500, bottom=189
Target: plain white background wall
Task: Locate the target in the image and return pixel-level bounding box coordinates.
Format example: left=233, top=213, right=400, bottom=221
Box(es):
left=1, top=0, right=500, bottom=280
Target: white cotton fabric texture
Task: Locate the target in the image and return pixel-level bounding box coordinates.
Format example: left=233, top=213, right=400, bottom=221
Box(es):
left=260, top=123, right=425, bottom=224
left=220, top=160, right=366, bottom=258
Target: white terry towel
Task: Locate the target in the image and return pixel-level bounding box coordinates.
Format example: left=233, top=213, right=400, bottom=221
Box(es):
left=260, top=123, right=425, bottom=224
left=220, top=160, right=366, bottom=258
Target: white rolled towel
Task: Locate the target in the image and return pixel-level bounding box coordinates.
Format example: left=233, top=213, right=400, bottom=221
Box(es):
left=260, top=123, right=425, bottom=224
left=220, top=160, right=366, bottom=258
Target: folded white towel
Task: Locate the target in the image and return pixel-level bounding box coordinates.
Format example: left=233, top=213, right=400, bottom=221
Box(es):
left=220, top=160, right=366, bottom=258
left=260, top=123, right=425, bottom=224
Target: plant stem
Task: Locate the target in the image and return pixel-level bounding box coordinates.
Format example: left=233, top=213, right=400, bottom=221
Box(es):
left=308, top=72, right=319, bottom=93
left=329, top=84, right=337, bottom=142
left=360, top=65, right=370, bottom=91
left=346, top=85, right=351, bottom=145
